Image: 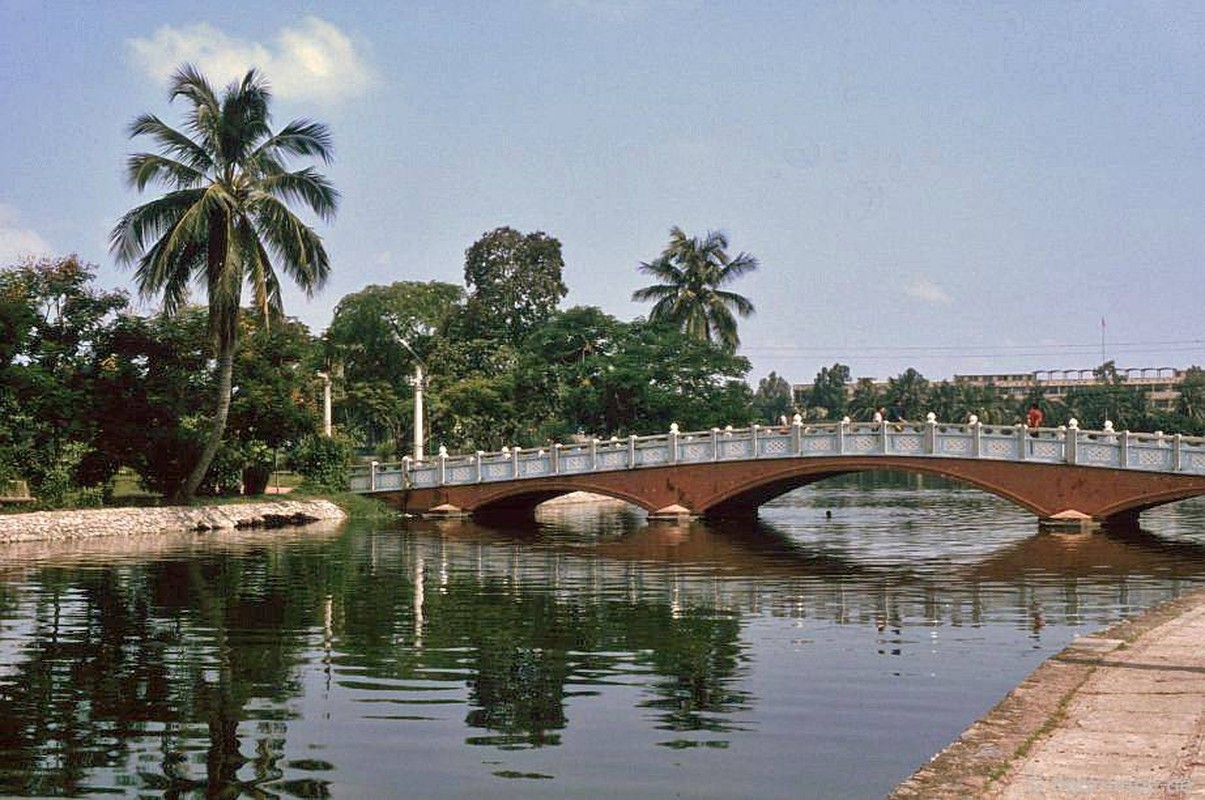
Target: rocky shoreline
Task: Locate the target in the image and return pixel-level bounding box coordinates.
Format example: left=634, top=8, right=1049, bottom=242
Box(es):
left=0, top=499, right=347, bottom=544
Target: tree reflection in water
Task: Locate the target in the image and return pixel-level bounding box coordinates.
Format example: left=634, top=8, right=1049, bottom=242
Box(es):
left=0, top=492, right=1203, bottom=797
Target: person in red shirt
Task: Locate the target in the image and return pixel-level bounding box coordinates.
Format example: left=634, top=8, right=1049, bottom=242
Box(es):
left=1026, top=403, right=1044, bottom=430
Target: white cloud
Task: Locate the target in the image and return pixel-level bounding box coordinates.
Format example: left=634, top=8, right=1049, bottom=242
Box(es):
left=0, top=204, right=53, bottom=265
left=904, top=278, right=952, bottom=304
left=128, top=17, right=375, bottom=105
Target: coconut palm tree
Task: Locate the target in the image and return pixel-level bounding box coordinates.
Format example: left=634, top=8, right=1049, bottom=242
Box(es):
left=632, top=226, right=758, bottom=352
left=110, top=64, right=338, bottom=502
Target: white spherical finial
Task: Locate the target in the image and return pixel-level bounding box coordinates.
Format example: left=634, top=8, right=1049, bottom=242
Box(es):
left=670, top=422, right=679, bottom=434
left=793, top=413, right=802, bottom=424
left=1103, top=420, right=1114, bottom=432
left=438, top=445, right=448, bottom=457
left=968, top=414, right=979, bottom=425
left=926, top=412, right=936, bottom=422
left=1068, top=418, right=1079, bottom=429
left=841, top=416, right=851, bottom=424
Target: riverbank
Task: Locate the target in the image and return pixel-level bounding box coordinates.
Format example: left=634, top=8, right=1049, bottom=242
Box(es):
left=0, top=498, right=347, bottom=543
left=891, top=585, right=1205, bottom=799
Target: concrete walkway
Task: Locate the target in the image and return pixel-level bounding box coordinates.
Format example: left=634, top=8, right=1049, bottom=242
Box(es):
left=892, top=588, right=1205, bottom=799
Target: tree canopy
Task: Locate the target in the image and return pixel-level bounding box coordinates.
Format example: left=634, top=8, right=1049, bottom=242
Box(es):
left=632, top=226, right=758, bottom=353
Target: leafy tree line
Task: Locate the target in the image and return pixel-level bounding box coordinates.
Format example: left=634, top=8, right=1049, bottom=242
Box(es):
left=794, top=361, right=1205, bottom=435
left=4, top=252, right=1201, bottom=508
left=0, top=232, right=761, bottom=506
left=0, top=256, right=328, bottom=505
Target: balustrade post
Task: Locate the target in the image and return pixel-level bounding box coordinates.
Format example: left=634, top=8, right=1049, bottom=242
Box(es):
left=1065, top=419, right=1078, bottom=465
left=590, top=438, right=599, bottom=472
left=512, top=446, right=520, bottom=478
left=791, top=415, right=803, bottom=456
left=476, top=452, right=484, bottom=482
left=880, top=419, right=889, bottom=454
left=669, top=423, right=679, bottom=464
left=1016, top=424, right=1027, bottom=460
left=401, top=456, right=411, bottom=488
left=711, top=428, right=720, bottom=461
left=438, top=446, right=447, bottom=486
left=752, top=424, right=760, bottom=458
left=925, top=413, right=937, bottom=455
left=1119, top=433, right=1129, bottom=469
left=1174, top=434, right=1183, bottom=471
left=837, top=417, right=848, bottom=454
left=370, top=460, right=379, bottom=492
left=969, top=415, right=981, bottom=458
left=552, top=443, right=561, bottom=474
left=628, top=435, right=638, bottom=468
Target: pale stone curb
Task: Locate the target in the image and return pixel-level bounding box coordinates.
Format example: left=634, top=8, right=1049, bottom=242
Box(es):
left=0, top=500, right=347, bottom=544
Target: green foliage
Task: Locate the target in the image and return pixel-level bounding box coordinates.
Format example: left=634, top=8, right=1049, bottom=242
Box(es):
left=515, top=312, right=751, bottom=438
left=290, top=435, right=353, bottom=490
left=326, top=280, right=463, bottom=382
left=459, top=227, right=567, bottom=345
left=885, top=368, right=930, bottom=421
left=0, top=255, right=129, bottom=492
left=752, top=371, right=794, bottom=424
left=229, top=311, right=322, bottom=448
left=632, top=226, right=758, bottom=353
left=807, top=363, right=850, bottom=420
left=35, top=442, right=92, bottom=509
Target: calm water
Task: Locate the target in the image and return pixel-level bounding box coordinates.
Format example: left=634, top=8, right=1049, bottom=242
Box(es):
left=3, top=475, right=1205, bottom=799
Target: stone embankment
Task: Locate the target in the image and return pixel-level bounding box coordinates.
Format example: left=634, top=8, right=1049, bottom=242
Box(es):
left=891, top=586, right=1205, bottom=799
left=0, top=499, right=346, bottom=544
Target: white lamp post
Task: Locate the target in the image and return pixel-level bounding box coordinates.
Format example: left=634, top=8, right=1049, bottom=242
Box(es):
left=394, top=336, right=426, bottom=462
left=316, top=371, right=332, bottom=437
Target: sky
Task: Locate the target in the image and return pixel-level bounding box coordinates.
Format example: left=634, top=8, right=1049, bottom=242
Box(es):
left=2, top=1, right=1203, bottom=385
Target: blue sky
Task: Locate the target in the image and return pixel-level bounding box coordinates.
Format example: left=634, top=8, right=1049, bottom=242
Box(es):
left=2, top=1, right=1202, bottom=384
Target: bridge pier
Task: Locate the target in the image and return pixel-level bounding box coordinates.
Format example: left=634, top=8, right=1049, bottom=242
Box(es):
left=648, top=504, right=695, bottom=521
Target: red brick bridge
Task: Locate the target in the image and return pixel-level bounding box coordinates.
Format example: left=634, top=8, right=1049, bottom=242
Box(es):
left=350, top=419, right=1205, bottom=527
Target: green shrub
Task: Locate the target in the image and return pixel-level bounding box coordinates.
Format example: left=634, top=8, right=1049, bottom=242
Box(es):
left=289, top=435, right=352, bottom=490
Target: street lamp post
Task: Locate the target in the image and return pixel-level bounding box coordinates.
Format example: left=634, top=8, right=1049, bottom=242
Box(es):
left=316, top=371, right=332, bottom=437
left=411, top=359, right=424, bottom=462
left=393, top=335, right=426, bottom=462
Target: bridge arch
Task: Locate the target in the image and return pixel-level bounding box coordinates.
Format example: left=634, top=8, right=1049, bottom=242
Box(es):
left=383, top=456, right=1205, bottom=526
left=468, top=481, right=655, bottom=517
left=700, top=459, right=1055, bottom=519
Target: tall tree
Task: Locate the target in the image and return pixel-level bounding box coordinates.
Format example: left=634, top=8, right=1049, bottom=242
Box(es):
left=110, top=65, right=338, bottom=501
left=632, top=226, right=758, bottom=352
left=752, top=371, right=793, bottom=423
left=809, top=363, right=851, bottom=419
left=459, top=226, right=567, bottom=345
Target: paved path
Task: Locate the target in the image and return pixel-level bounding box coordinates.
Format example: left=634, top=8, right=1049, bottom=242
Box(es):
left=892, top=589, right=1205, bottom=799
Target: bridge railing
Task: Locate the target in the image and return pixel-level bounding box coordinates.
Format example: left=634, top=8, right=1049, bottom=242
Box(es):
left=347, top=417, right=1205, bottom=493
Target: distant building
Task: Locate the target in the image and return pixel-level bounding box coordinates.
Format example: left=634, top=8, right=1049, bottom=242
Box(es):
left=953, top=367, right=1187, bottom=410
left=792, top=367, right=1191, bottom=412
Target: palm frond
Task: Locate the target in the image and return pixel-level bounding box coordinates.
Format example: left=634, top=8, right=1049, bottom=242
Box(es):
left=258, top=119, right=336, bottom=164
left=256, top=168, right=340, bottom=221
left=252, top=196, right=331, bottom=294
left=127, top=115, right=213, bottom=175
left=125, top=153, right=205, bottom=192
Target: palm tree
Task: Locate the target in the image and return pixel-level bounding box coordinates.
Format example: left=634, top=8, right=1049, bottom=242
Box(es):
left=632, top=226, right=758, bottom=352
left=111, top=65, right=338, bottom=502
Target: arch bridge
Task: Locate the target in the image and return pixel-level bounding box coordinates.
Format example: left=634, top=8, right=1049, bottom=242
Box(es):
left=349, top=419, right=1205, bottom=527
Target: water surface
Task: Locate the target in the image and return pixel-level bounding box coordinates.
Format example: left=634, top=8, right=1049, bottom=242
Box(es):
left=2, top=475, right=1204, bottom=798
